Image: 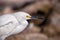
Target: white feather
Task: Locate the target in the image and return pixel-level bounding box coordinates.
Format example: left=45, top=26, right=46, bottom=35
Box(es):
left=0, top=12, right=29, bottom=40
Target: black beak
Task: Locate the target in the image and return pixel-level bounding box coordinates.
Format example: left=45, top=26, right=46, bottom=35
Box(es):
left=27, top=16, right=44, bottom=23
left=31, top=16, right=37, bottom=19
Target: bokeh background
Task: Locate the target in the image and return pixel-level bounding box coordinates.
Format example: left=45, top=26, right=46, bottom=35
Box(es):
left=0, top=0, right=60, bottom=40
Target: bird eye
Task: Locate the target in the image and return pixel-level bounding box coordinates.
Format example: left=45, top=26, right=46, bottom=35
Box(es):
left=26, top=15, right=31, bottom=18
left=26, top=16, right=29, bottom=18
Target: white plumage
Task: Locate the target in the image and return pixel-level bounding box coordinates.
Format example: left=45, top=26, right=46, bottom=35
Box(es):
left=0, top=12, right=31, bottom=40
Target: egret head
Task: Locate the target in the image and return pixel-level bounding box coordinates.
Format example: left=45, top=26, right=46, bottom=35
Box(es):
left=14, top=12, right=32, bottom=20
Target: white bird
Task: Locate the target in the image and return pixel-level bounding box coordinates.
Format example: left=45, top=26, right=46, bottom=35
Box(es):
left=0, top=12, right=31, bottom=40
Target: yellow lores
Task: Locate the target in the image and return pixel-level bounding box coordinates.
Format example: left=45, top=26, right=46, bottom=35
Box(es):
left=26, top=15, right=31, bottom=19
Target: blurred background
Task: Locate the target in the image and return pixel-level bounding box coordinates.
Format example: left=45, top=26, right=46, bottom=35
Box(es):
left=0, top=0, right=60, bottom=40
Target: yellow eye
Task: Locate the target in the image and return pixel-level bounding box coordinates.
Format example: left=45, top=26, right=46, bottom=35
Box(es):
left=26, top=15, right=31, bottom=18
